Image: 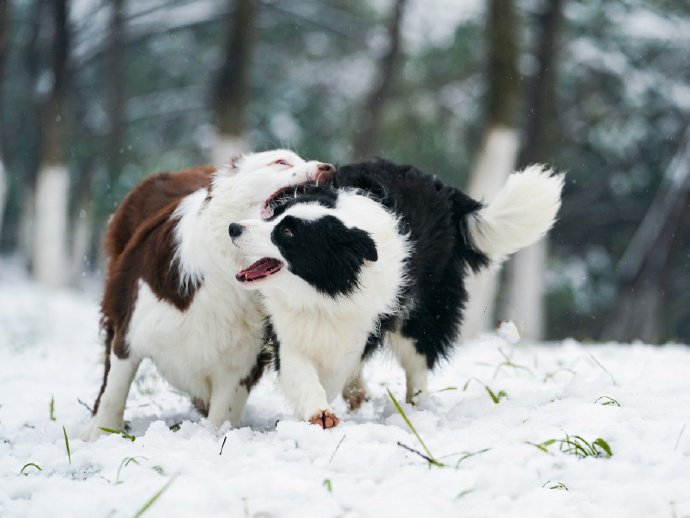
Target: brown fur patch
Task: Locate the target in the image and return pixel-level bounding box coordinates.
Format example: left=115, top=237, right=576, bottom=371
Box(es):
left=94, top=166, right=216, bottom=410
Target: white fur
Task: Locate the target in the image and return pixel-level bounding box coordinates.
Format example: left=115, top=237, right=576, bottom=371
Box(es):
left=232, top=191, right=410, bottom=422
left=468, top=165, right=565, bottom=263
left=386, top=333, right=428, bottom=404
left=83, top=150, right=332, bottom=441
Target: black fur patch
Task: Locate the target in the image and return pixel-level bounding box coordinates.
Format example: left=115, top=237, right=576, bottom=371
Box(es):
left=336, top=159, right=490, bottom=368
left=267, top=185, right=337, bottom=221
left=271, top=215, right=377, bottom=298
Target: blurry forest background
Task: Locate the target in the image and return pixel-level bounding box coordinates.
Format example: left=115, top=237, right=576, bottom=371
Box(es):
left=0, top=0, right=688, bottom=343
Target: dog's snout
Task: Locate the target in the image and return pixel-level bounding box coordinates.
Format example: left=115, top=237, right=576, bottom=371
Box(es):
left=228, top=223, right=244, bottom=238
left=315, top=163, right=336, bottom=183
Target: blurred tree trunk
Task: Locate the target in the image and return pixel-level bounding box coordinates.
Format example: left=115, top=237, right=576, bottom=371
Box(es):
left=462, top=0, right=521, bottom=340
left=33, top=0, right=70, bottom=286
left=70, top=157, right=95, bottom=284
left=68, top=0, right=126, bottom=283
left=17, top=0, right=43, bottom=264
left=0, top=0, right=10, bottom=242
left=602, top=130, right=690, bottom=343
left=106, top=0, right=126, bottom=203
left=212, top=0, right=255, bottom=164
left=352, top=0, right=407, bottom=161
left=503, top=0, right=564, bottom=340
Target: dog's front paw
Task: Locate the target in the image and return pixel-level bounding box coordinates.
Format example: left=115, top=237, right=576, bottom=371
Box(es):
left=309, top=410, right=340, bottom=429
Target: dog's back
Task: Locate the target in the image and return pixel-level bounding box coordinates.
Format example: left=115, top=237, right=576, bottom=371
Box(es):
left=104, top=165, right=216, bottom=261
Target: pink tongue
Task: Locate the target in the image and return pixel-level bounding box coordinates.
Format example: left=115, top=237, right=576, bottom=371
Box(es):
left=237, top=258, right=282, bottom=281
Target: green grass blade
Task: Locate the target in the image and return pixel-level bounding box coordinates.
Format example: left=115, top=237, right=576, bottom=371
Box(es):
left=49, top=396, right=56, bottom=421
left=100, top=427, right=136, bottom=442
left=592, top=438, right=613, bottom=457
left=323, top=479, right=332, bottom=492
left=594, top=396, right=621, bottom=407
left=133, top=476, right=176, bottom=518
left=62, top=426, right=71, bottom=464
left=116, top=456, right=146, bottom=484
left=20, top=463, right=43, bottom=475
left=387, top=388, right=442, bottom=466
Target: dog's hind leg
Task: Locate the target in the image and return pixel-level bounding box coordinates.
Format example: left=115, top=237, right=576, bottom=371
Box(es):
left=387, top=333, right=428, bottom=404
left=81, top=353, right=141, bottom=441
left=343, top=367, right=368, bottom=411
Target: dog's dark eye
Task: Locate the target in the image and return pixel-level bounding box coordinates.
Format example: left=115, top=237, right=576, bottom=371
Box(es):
left=272, top=159, right=292, bottom=167
left=281, top=227, right=294, bottom=238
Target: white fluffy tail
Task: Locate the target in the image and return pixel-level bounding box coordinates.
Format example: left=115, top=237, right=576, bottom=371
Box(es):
left=468, top=165, right=564, bottom=263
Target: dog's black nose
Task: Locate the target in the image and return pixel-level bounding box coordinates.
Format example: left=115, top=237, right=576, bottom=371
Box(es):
left=228, top=223, right=244, bottom=238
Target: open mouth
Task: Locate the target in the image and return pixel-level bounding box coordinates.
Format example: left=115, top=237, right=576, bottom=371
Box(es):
left=261, top=182, right=311, bottom=219
left=236, top=257, right=284, bottom=284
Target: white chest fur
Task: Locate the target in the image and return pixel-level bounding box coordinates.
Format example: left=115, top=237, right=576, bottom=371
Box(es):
left=127, top=278, right=264, bottom=400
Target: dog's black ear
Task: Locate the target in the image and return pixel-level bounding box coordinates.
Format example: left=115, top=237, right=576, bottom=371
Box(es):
left=349, top=227, right=378, bottom=262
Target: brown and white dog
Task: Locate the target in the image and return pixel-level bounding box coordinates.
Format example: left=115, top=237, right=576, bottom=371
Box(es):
left=81, top=150, right=334, bottom=441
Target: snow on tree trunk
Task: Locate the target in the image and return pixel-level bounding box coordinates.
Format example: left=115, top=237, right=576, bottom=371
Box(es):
left=32, top=0, right=70, bottom=287
left=462, top=126, right=519, bottom=340
left=70, top=207, right=92, bottom=285
left=504, top=240, right=546, bottom=338
left=503, top=0, right=564, bottom=340
left=461, top=0, right=521, bottom=340
left=33, top=165, right=69, bottom=286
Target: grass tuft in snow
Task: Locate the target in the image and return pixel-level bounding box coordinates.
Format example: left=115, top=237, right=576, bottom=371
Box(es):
left=99, top=427, right=136, bottom=442
left=594, top=395, right=621, bottom=407
left=527, top=439, right=557, bottom=454
left=19, top=462, right=43, bottom=476
left=387, top=388, right=443, bottom=467
left=493, top=348, right=534, bottom=379
left=463, top=378, right=508, bottom=404
left=323, top=479, right=333, bottom=492
left=528, top=434, right=613, bottom=458
left=588, top=352, right=617, bottom=386
left=451, top=448, right=492, bottom=468
left=62, top=426, right=71, bottom=464
left=133, top=476, right=177, bottom=518
left=543, top=366, right=577, bottom=382
left=543, top=481, right=569, bottom=491
left=116, top=456, right=146, bottom=484
left=49, top=396, right=56, bottom=421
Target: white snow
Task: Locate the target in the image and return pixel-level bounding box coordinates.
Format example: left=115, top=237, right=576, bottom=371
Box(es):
left=1, top=267, right=689, bottom=517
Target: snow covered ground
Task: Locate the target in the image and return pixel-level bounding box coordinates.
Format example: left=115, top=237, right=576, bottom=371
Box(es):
left=1, top=268, right=689, bottom=518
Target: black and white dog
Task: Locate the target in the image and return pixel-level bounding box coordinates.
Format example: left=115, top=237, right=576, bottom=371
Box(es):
left=229, top=160, right=564, bottom=428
